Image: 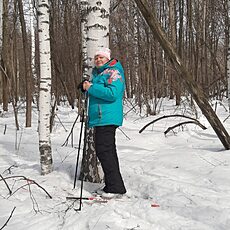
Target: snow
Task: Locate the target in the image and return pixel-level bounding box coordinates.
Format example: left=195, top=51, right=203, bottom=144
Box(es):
left=1, top=99, right=230, bottom=230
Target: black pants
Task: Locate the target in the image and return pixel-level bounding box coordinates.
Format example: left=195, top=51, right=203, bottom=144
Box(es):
left=95, top=125, right=126, bottom=194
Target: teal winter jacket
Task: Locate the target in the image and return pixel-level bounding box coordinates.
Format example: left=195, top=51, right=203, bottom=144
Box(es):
left=87, top=59, right=125, bottom=127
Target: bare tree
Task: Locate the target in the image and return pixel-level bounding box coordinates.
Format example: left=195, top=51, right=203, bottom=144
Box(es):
left=18, top=0, right=32, bottom=127
left=1, top=0, right=9, bottom=112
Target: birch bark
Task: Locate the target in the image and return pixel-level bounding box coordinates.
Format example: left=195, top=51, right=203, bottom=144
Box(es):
left=81, top=0, right=89, bottom=79
left=38, top=0, right=53, bottom=175
left=30, top=0, right=36, bottom=83
left=87, top=0, right=110, bottom=73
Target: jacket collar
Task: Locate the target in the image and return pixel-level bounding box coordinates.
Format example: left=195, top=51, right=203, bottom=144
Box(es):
left=93, top=59, right=118, bottom=74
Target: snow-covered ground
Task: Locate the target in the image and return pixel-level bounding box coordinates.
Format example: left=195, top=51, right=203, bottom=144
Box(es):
left=1, top=98, right=230, bottom=230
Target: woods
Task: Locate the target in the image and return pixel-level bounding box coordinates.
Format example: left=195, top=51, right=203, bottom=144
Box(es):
left=0, top=0, right=230, bottom=172
left=2, top=1, right=230, bottom=227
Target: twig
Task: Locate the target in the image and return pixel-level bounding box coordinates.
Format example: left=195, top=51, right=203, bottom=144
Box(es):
left=10, top=183, right=30, bottom=197
left=0, top=175, right=52, bottom=199
left=0, top=207, right=16, bottom=230
left=16, top=128, right=23, bottom=151
left=118, top=127, right=131, bottom=140
left=164, top=121, right=207, bottom=136
left=123, top=103, right=138, bottom=117
left=55, top=114, right=68, bottom=132
left=62, top=114, right=79, bottom=147
left=2, top=165, right=18, bottom=175
left=223, top=114, right=230, bottom=123
left=3, top=124, right=7, bottom=135
left=28, top=182, right=40, bottom=213
left=123, top=98, right=139, bottom=116
left=0, top=174, right=12, bottom=195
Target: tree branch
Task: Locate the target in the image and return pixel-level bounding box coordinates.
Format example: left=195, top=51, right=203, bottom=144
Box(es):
left=164, top=121, right=207, bottom=136
left=0, top=174, right=12, bottom=195
left=0, top=175, right=52, bottom=199
left=62, top=114, right=79, bottom=147
left=0, top=207, right=16, bottom=230
left=118, top=127, right=131, bottom=140
left=139, top=114, right=204, bottom=133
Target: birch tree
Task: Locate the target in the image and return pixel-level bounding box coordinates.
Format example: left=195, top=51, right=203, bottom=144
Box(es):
left=38, top=0, right=53, bottom=175
left=30, top=0, right=36, bottom=91
left=80, top=0, right=110, bottom=183
left=81, top=0, right=89, bottom=79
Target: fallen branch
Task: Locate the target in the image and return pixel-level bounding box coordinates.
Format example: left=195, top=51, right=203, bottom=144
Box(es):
left=28, top=183, right=40, bottom=213
left=0, top=175, right=52, bottom=199
left=139, top=114, right=202, bottom=133
left=2, top=165, right=18, bottom=174
left=0, top=207, right=16, bottom=230
left=164, top=121, right=207, bottom=136
left=0, top=174, right=12, bottom=195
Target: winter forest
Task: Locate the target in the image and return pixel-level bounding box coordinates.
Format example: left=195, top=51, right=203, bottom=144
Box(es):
left=1, top=0, right=230, bottom=229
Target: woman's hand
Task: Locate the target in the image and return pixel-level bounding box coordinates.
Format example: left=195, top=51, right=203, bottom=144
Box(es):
left=83, top=81, right=92, bottom=91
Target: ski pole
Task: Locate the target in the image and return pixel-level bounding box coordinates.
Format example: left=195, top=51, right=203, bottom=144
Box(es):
left=75, top=93, right=89, bottom=211
left=73, top=98, right=85, bottom=189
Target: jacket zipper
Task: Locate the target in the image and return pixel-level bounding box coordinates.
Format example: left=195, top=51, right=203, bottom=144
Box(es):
left=98, top=104, right=102, bottom=119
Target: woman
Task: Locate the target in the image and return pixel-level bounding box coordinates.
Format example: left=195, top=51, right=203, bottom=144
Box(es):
left=83, top=48, right=126, bottom=198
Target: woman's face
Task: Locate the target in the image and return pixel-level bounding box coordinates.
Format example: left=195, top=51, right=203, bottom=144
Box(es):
left=94, top=55, right=109, bottom=67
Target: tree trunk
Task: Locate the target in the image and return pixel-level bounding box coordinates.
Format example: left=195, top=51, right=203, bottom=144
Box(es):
left=134, top=0, right=230, bottom=150
left=80, top=0, right=110, bottom=183
left=30, top=0, right=36, bottom=101
left=228, top=0, right=230, bottom=111
left=11, top=0, right=19, bottom=130
left=18, top=0, right=32, bottom=127
left=0, top=0, right=3, bottom=104
left=81, top=0, right=89, bottom=79
left=1, top=0, right=9, bottom=112
left=38, top=0, right=53, bottom=175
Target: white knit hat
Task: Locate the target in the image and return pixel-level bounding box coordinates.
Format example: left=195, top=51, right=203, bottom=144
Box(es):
left=94, top=48, right=111, bottom=60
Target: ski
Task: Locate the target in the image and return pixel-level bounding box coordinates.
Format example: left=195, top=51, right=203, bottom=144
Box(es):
left=66, top=196, right=160, bottom=209
left=66, top=196, right=108, bottom=203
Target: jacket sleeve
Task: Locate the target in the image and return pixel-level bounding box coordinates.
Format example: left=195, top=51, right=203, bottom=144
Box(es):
left=87, top=71, right=124, bottom=102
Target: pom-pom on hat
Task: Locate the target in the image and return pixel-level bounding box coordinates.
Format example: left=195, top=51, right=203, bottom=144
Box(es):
left=94, top=48, right=111, bottom=60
